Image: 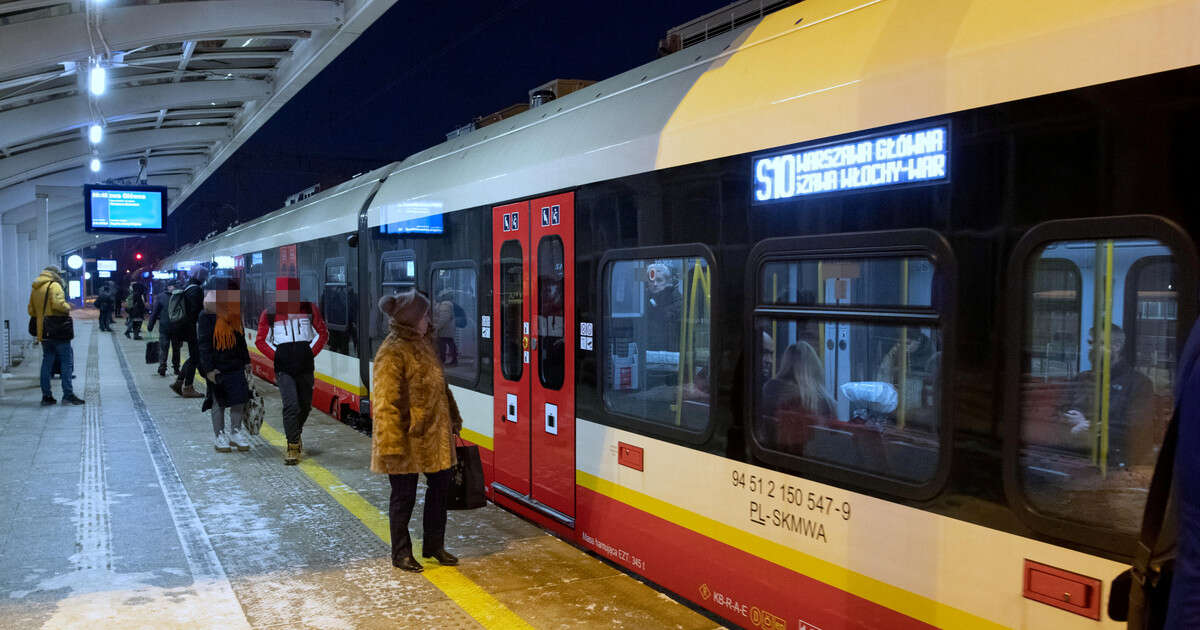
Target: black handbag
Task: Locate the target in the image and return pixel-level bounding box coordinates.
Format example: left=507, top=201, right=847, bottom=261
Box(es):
left=145, top=340, right=160, bottom=364
left=448, top=436, right=487, bottom=510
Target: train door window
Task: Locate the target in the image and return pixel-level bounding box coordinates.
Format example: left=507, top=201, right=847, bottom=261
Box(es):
left=755, top=255, right=944, bottom=485
left=602, top=252, right=712, bottom=434
left=244, top=252, right=263, bottom=329
left=431, top=262, right=479, bottom=386
left=499, top=240, right=524, bottom=381
left=323, top=258, right=349, bottom=330
left=537, top=236, right=565, bottom=390
left=380, top=249, right=417, bottom=294
left=1016, top=238, right=1184, bottom=536
left=1028, top=259, right=1082, bottom=381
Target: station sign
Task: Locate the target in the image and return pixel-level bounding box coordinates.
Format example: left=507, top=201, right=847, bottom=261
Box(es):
left=752, top=123, right=949, bottom=204
left=96, top=259, right=117, bottom=271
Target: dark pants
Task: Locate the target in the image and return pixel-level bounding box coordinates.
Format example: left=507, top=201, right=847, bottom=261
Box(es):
left=277, top=371, right=314, bottom=444
left=178, top=332, right=199, bottom=386
left=388, top=469, right=452, bottom=561
left=40, top=340, right=75, bottom=398
left=98, top=308, right=113, bottom=331
left=159, top=334, right=181, bottom=370
left=124, top=318, right=143, bottom=337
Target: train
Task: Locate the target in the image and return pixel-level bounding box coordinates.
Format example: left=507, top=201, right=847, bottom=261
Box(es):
left=160, top=1, right=1200, bottom=628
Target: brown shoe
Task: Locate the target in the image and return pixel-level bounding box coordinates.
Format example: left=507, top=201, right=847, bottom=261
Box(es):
left=169, top=380, right=183, bottom=396
left=181, top=385, right=204, bottom=399
left=285, top=442, right=301, bottom=465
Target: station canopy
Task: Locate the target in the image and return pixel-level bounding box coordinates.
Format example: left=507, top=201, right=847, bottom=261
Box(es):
left=0, top=0, right=397, bottom=256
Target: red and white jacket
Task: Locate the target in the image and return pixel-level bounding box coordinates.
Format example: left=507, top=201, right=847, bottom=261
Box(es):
left=256, top=303, right=328, bottom=375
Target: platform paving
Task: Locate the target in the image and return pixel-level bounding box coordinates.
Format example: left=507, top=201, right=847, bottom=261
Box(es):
left=0, top=318, right=723, bottom=629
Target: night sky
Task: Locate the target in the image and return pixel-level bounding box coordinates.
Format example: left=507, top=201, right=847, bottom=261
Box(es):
left=102, top=0, right=731, bottom=267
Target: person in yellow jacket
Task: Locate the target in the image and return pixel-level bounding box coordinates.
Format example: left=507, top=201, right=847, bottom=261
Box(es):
left=371, top=289, right=463, bottom=572
left=28, top=266, right=84, bottom=406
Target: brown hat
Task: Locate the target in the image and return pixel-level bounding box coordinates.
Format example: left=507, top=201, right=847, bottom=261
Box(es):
left=379, top=290, right=430, bottom=327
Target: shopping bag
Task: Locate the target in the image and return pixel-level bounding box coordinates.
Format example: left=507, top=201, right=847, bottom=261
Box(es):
left=243, top=386, right=265, bottom=436
left=145, top=340, right=160, bottom=364
left=448, top=437, right=486, bottom=510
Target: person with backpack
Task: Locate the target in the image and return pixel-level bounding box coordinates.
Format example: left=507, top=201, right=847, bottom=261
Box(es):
left=147, top=281, right=181, bottom=376
left=123, top=282, right=147, bottom=340
left=169, top=266, right=207, bottom=399
left=256, top=276, right=328, bottom=465
left=28, top=266, right=84, bottom=406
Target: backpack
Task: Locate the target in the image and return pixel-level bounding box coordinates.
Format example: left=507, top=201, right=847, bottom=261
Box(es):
left=166, top=288, right=189, bottom=326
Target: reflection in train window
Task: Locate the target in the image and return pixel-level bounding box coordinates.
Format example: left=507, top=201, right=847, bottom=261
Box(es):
left=381, top=249, right=417, bottom=292
left=431, top=265, right=478, bottom=385
left=499, top=240, right=523, bottom=382
left=243, top=253, right=263, bottom=330
left=603, top=256, right=711, bottom=432
left=322, top=257, right=354, bottom=355
left=1027, top=259, right=1082, bottom=381
left=537, top=236, right=565, bottom=390
left=1019, top=239, right=1180, bottom=535
left=756, top=256, right=941, bottom=483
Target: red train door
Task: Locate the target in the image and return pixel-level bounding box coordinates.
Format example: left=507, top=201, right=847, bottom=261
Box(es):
left=491, top=193, right=576, bottom=525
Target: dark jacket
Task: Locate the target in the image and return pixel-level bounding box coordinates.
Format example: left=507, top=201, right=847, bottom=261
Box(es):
left=178, top=281, right=204, bottom=338
left=1166, top=321, right=1200, bottom=628
left=95, top=288, right=114, bottom=312
left=196, top=312, right=250, bottom=375
left=147, top=297, right=168, bottom=332
left=1066, top=360, right=1155, bottom=468
left=126, top=292, right=147, bottom=320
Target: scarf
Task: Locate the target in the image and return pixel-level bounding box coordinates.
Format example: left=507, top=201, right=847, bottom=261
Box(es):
left=213, top=302, right=243, bottom=351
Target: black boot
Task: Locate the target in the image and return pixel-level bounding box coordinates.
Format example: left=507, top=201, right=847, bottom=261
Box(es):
left=392, top=554, right=423, bottom=573
left=41, top=395, right=56, bottom=406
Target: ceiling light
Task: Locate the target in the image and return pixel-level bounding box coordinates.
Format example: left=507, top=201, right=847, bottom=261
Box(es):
left=89, top=64, right=106, bottom=96
left=90, top=157, right=101, bottom=172
left=88, top=124, right=103, bottom=144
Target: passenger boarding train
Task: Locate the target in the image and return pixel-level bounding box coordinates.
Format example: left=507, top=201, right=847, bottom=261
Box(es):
left=161, top=1, right=1200, bottom=628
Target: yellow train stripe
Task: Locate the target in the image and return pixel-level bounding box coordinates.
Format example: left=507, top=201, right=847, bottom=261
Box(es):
left=192, top=372, right=532, bottom=629
left=459, top=427, right=493, bottom=452
left=576, top=470, right=1006, bottom=630
left=247, top=346, right=369, bottom=395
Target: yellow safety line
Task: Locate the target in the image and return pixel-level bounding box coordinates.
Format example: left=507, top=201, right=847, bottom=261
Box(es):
left=193, top=373, right=531, bottom=629
left=577, top=471, right=1007, bottom=630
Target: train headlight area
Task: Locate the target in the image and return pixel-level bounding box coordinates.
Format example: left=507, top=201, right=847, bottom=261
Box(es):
left=0, top=326, right=717, bottom=629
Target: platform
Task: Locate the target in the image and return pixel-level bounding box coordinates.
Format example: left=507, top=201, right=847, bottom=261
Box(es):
left=0, top=319, right=722, bottom=629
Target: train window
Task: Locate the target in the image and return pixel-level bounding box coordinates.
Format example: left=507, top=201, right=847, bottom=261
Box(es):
left=537, top=236, right=565, bottom=390
left=602, top=256, right=711, bottom=432
left=380, top=249, right=417, bottom=292
left=755, top=256, right=942, bottom=483
left=499, top=240, right=524, bottom=382
left=761, top=257, right=934, bottom=307
left=1017, top=238, right=1181, bottom=535
left=431, top=263, right=479, bottom=386
left=322, top=257, right=350, bottom=330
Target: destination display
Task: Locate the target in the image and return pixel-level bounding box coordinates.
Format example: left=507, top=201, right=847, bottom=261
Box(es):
left=96, top=259, right=117, bottom=271
left=84, top=184, right=167, bottom=233
left=380, top=213, right=444, bottom=235
left=753, top=124, right=948, bottom=203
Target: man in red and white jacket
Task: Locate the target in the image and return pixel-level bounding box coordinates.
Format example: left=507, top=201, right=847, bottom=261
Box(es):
left=257, top=276, right=328, bottom=465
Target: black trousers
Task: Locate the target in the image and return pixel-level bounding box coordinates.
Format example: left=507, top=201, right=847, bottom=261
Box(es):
left=159, top=334, right=181, bottom=370
left=178, top=332, right=199, bottom=385
left=388, top=469, right=452, bottom=562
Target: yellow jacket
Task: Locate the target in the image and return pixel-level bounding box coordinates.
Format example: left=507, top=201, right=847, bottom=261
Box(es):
left=28, top=268, right=70, bottom=341
left=370, top=320, right=462, bottom=475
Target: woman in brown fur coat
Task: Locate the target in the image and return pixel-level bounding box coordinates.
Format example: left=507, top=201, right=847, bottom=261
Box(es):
left=372, top=289, right=463, bottom=572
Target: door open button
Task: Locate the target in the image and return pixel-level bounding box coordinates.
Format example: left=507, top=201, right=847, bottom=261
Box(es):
left=506, top=394, right=517, bottom=423
left=545, top=403, right=558, bottom=435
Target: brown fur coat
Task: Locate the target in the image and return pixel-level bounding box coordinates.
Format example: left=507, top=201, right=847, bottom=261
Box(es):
left=370, top=321, right=462, bottom=475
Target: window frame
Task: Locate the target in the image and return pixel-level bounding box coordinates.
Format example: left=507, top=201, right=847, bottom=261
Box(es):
left=322, top=256, right=350, bottom=333
left=1003, top=215, right=1198, bottom=556
left=745, top=229, right=957, bottom=502
left=429, top=259, right=481, bottom=389
left=380, top=249, right=417, bottom=292
left=597, top=243, right=719, bottom=446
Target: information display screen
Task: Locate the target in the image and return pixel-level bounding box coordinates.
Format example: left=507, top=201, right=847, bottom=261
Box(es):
left=752, top=123, right=949, bottom=204
left=84, top=184, right=167, bottom=233
left=96, top=259, right=117, bottom=271
left=380, top=213, right=444, bottom=235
